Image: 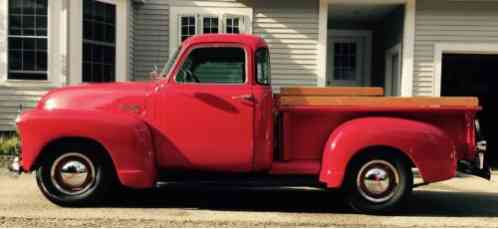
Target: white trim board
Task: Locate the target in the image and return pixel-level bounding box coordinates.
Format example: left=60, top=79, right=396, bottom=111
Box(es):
left=433, top=43, right=498, bottom=96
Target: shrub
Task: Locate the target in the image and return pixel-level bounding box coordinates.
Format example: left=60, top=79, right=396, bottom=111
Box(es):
left=0, top=134, right=19, bottom=156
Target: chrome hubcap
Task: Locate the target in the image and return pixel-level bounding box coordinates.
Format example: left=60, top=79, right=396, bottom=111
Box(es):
left=356, top=160, right=399, bottom=203
left=50, top=153, right=95, bottom=195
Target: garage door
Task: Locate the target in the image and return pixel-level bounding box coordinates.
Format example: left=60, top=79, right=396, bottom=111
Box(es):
left=442, top=54, right=498, bottom=164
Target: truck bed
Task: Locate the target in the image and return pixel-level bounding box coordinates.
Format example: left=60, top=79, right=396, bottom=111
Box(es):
left=274, top=87, right=480, bottom=169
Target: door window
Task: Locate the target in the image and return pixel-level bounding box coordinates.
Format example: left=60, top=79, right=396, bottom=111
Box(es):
left=176, top=47, right=245, bottom=84
left=333, top=42, right=357, bottom=81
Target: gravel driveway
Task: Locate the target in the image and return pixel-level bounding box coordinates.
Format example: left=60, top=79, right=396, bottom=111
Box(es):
left=2, top=171, right=498, bottom=227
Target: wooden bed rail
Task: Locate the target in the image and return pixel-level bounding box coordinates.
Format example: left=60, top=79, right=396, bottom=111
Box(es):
left=276, top=87, right=479, bottom=109
left=279, top=87, right=385, bottom=97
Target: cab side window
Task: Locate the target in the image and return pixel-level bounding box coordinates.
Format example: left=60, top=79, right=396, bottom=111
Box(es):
left=255, top=48, right=270, bottom=85
left=176, top=47, right=245, bottom=84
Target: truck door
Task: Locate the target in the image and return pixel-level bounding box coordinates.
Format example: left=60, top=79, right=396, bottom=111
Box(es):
left=156, top=45, right=255, bottom=172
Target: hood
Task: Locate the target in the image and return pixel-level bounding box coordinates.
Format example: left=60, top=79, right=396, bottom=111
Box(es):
left=37, top=82, right=155, bottom=115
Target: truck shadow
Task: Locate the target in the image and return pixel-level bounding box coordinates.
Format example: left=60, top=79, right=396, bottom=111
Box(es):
left=105, top=185, right=498, bottom=217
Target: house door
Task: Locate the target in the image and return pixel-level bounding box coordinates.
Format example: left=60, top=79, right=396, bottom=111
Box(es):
left=327, top=31, right=371, bottom=87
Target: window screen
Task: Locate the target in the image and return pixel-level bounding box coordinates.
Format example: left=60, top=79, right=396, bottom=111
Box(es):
left=82, top=0, right=116, bottom=82
left=8, top=0, right=48, bottom=80
left=176, top=47, right=245, bottom=84
left=255, top=48, right=270, bottom=85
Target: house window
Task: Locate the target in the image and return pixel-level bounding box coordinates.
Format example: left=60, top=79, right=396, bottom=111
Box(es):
left=7, top=0, right=48, bottom=80
left=82, top=0, right=116, bottom=83
left=202, top=16, right=219, bottom=34
left=180, top=16, right=196, bottom=42
left=225, top=17, right=241, bottom=34
left=178, top=14, right=247, bottom=46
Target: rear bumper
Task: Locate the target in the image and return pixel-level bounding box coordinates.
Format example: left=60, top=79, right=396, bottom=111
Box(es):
left=458, top=141, right=491, bottom=180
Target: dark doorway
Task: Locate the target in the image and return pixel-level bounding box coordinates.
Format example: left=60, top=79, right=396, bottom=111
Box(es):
left=442, top=54, right=498, bottom=163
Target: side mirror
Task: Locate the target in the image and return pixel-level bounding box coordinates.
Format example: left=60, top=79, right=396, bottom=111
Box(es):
left=149, top=65, right=160, bottom=81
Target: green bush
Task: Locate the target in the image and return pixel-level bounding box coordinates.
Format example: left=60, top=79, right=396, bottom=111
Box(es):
left=0, top=134, right=19, bottom=156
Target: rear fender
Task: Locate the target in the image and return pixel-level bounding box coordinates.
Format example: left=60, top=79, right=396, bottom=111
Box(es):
left=17, top=109, right=156, bottom=189
left=319, top=117, right=457, bottom=188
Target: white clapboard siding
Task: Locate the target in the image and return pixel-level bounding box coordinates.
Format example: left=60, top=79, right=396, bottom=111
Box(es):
left=131, top=0, right=320, bottom=87
left=414, top=0, right=498, bottom=96
left=252, top=0, right=320, bottom=87
left=128, top=0, right=135, bottom=81
left=0, top=83, right=53, bottom=131
left=133, top=0, right=170, bottom=81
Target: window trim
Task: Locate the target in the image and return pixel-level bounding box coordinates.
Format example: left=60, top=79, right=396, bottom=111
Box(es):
left=5, top=0, right=50, bottom=82
left=171, top=44, right=250, bottom=86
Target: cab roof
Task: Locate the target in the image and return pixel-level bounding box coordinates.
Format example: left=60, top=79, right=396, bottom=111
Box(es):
left=182, top=34, right=268, bottom=50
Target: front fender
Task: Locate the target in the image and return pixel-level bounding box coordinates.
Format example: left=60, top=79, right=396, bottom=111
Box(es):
left=17, top=109, right=156, bottom=189
left=319, top=117, right=457, bottom=188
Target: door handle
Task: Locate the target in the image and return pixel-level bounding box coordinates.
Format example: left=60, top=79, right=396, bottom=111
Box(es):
left=232, top=94, right=255, bottom=102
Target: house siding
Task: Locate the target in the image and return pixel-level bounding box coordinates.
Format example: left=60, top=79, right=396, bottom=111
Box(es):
left=128, top=0, right=135, bottom=81
left=0, top=84, right=54, bottom=131
left=414, top=0, right=498, bottom=96
left=133, top=0, right=170, bottom=81
left=251, top=0, right=319, bottom=86
left=132, top=0, right=320, bottom=86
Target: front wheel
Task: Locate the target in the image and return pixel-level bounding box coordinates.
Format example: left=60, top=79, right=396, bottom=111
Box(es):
left=345, top=155, right=413, bottom=214
left=36, top=145, right=114, bottom=206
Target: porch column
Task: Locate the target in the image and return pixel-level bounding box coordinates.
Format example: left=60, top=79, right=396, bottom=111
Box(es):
left=318, top=0, right=329, bottom=87
left=401, top=0, right=416, bottom=97
left=67, top=0, right=83, bottom=85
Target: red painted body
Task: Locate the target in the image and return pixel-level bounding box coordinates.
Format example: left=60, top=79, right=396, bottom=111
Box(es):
left=16, top=34, right=479, bottom=189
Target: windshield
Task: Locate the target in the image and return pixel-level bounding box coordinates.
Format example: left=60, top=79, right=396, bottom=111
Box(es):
left=160, top=47, right=181, bottom=78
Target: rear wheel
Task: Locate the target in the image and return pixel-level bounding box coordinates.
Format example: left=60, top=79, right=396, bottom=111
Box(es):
left=36, top=143, right=115, bottom=206
left=345, top=154, right=412, bottom=214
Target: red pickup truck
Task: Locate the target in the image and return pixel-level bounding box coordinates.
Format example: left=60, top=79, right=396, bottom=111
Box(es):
left=11, top=34, right=489, bottom=213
